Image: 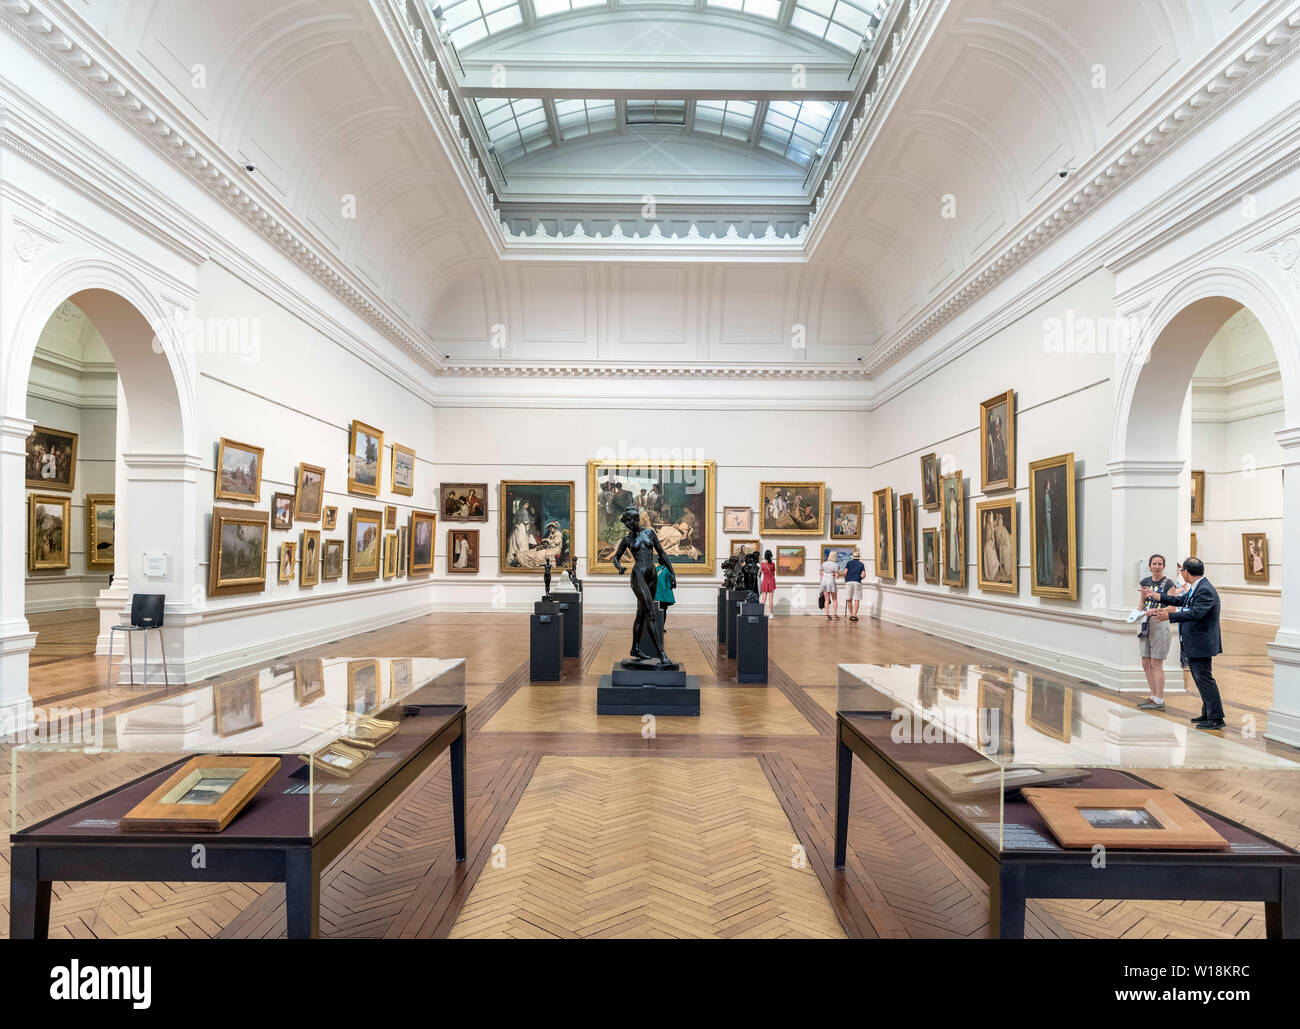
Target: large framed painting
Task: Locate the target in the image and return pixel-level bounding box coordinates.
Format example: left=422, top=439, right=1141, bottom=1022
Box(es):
left=1028, top=453, right=1077, bottom=600
left=776, top=545, right=805, bottom=576
left=215, top=438, right=263, bottom=502
left=979, top=389, right=1015, bottom=493
left=587, top=459, right=715, bottom=575
left=440, top=483, right=488, bottom=522
left=293, top=463, right=325, bottom=522
left=300, top=530, right=321, bottom=588
left=409, top=510, right=436, bottom=577
left=831, top=500, right=862, bottom=541
left=759, top=481, right=824, bottom=536
left=348, top=508, right=383, bottom=583
left=25, top=425, right=78, bottom=491
left=28, top=494, right=71, bottom=570
left=975, top=497, right=1017, bottom=595
left=940, top=470, right=966, bottom=588
left=920, top=453, right=939, bottom=511
left=899, top=492, right=917, bottom=583
left=872, top=487, right=894, bottom=579
left=390, top=443, right=415, bottom=498
left=85, top=493, right=115, bottom=571
left=500, top=480, right=575, bottom=573
left=348, top=420, right=383, bottom=497
left=1190, top=469, right=1205, bottom=524
left=207, top=506, right=269, bottom=597
left=922, top=527, right=940, bottom=584
left=820, top=544, right=857, bottom=574
left=1242, top=532, right=1269, bottom=584
left=448, top=528, right=479, bottom=573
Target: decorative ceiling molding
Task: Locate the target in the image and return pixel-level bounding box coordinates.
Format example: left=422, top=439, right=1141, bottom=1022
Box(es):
left=438, top=360, right=870, bottom=379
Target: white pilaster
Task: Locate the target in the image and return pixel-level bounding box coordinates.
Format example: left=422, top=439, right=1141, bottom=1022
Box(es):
left=1265, top=426, right=1300, bottom=746
left=0, top=414, right=37, bottom=733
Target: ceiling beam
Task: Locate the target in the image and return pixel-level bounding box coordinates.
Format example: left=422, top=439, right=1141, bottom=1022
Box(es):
left=458, top=63, right=853, bottom=100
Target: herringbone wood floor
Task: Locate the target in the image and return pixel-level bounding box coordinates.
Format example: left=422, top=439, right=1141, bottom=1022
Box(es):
left=3, top=608, right=1297, bottom=939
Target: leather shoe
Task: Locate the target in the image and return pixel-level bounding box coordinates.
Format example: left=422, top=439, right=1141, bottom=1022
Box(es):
left=1189, top=715, right=1207, bottom=723
left=1195, top=719, right=1226, bottom=731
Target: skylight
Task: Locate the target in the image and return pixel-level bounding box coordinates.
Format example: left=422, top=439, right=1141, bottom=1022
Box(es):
left=626, top=99, right=687, bottom=126
left=474, top=97, right=552, bottom=160
left=693, top=100, right=759, bottom=142
left=758, top=100, right=840, bottom=166
left=533, top=0, right=603, bottom=18
left=791, top=0, right=883, bottom=53
left=704, top=0, right=781, bottom=19
left=555, top=99, right=617, bottom=140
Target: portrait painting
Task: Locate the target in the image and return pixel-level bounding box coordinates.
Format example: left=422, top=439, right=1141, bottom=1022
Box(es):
left=899, top=492, right=916, bottom=583
left=776, top=545, right=805, bottom=576
left=831, top=500, right=862, bottom=541
left=28, top=494, right=71, bottom=570
left=759, top=481, right=824, bottom=536
left=385, top=505, right=397, bottom=530
left=920, top=453, right=939, bottom=511
left=322, top=539, right=344, bottom=581
left=391, top=443, right=415, bottom=497
left=85, top=493, right=115, bottom=571
left=214, top=675, right=262, bottom=738
left=293, top=463, right=325, bottom=522
left=347, top=660, right=380, bottom=716
left=1026, top=676, right=1073, bottom=743
left=1028, top=453, right=1077, bottom=599
left=448, top=528, right=479, bottom=573
left=872, top=487, right=894, bottom=579
left=587, top=459, right=715, bottom=575
left=1190, top=469, right=1205, bottom=524
left=723, top=506, right=752, bottom=533
left=409, top=510, right=436, bottom=576
left=500, top=480, right=575, bottom=574
left=979, top=389, right=1015, bottom=492
left=922, top=527, right=940, bottom=585
left=975, top=497, right=1017, bottom=595
left=323, top=506, right=338, bottom=531
left=278, top=540, right=297, bottom=584
left=1242, top=532, right=1269, bottom=584
left=440, top=483, right=488, bottom=522
left=207, top=506, right=269, bottom=597
left=820, top=544, right=857, bottom=574
left=215, top=438, right=263, bottom=502
left=348, top=419, right=383, bottom=497
left=730, top=539, right=759, bottom=558
left=941, top=471, right=966, bottom=588
left=271, top=492, right=294, bottom=530
left=25, top=425, right=78, bottom=491
left=300, top=529, right=320, bottom=587
left=294, top=658, right=325, bottom=705
left=348, top=508, right=383, bottom=583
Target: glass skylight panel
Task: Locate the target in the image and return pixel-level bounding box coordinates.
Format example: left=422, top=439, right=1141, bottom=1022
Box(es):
left=790, top=0, right=885, bottom=52
left=533, top=0, right=603, bottom=17
left=474, top=98, right=552, bottom=160
left=626, top=99, right=687, bottom=126
left=705, top=0, right=781, bottom=18
left=758, top=100, right=838, bottom=166
left=693, top=100, right=757, bottom=142
left=555, top=99, right=616, bottom=140
left=439, top=0, right=523, bottom=49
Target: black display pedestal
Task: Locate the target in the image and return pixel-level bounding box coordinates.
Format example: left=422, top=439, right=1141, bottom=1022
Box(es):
left=529, top=600, right=563, bottom=681
left=725, top=589, right=748, bottom=659
left=597, top=666, right=700, bottom=716
left=736, top=600, right=768, bottom=683
left=716, top=587, right=727, bottom=643
left=551, top=590, right=582, bottom=658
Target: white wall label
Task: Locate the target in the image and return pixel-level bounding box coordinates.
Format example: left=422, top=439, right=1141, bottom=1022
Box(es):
left=143, top=552, right=168, bottom=577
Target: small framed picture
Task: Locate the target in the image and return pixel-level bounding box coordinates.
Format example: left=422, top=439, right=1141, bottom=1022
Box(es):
left=383, top=533, right=399, bottom=579
left=121, top=755, right=279, bottom=833
left=723, top=506, right=752, bottom=533
left=1190, top=469, right=1205, bottom=524
left=776, top=545, right=805, bottom=576
left=271, top=492, right=294, bottom=530
left=1023, top=788, right=1229, bottom=851
left=830, top=501, right=861, bottom=541
left=293, top=463, right=326, bottom=522
left=871, top=489, right=893, bottom=578
left=215, top=438, right=263, bottom=502
left=322, top=506, right=338, bottom=531
left=348, top=419, right=383, bottom=497
left=975, top=497, right=1017, bottom=595
left=920, top=453, right=939, bottom=511
left=322, top=538, right=345, bottom=581
left=28, top=494, right=72, bottom=571
left=26, top=425, right=78, bottom=491
left=300, top=530, right=321, bottom=588
left=214, top=675, right=262, bottom=737
left=730, top=538, right=759, bottom=558
left=391, top=443, right=416, bottom=497
left=85, top=493, right=115, bottom=571
left=410, top=511, right=436, bottom=577
left=278, top=540, right=297, bottom=583
left=385, top=504, right=397, bottom=530
left=1242, top=532, right=1268, bottom=583
left=448, top=528, right=479, bottom=573
left=440, top=483, right=488, bottom=522
left=922, top=527, right=940, bottom=585
left=979, top=389, right=1015, bottom=493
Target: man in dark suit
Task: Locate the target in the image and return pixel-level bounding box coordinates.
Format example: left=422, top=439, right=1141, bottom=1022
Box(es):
left=1142, top=556, right=1224, bottom=730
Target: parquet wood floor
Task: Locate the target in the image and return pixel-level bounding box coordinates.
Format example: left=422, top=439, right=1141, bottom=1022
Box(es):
left=3, top=606, right=1296, bottom=939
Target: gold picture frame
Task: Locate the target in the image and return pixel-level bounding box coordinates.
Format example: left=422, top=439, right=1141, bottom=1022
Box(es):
left=121, top=755, right=280, bottom=833
left=278, top=540, right=297, bottom=584
left=390, top=443, right=415, bottom=497
left=322, top=506, right=338, bottom=531
left=348, top=508, right=383, bottom=582
left=383, top=533, right=399, bottom=579
left=920, top=453, right=939, bottom=511
left=271, top=492, right=294, bottom=530
left=409, top=510, right=436, bottom=577
left=1022, top=788, right=1229, bottom=851
left=830, top=500, right=862, bottom=541
left=207, top=506, right=269, bottom=597
left=322, top=538, right=344, bottom=581
left=28, top=493, right=71, bottom=570
left=347, top=659, right=381, bottom=715
left=1190, top=469, right=1205, bottom=524
left=499, top=480, right=575, bottom=574
left=385, top=504, right=397, bottom=530
left=776, top=545, right=805, bottom=576
left=440, top=483, right=488, bottom=522
left=758, top=481, right=825, bottom=536
left=448, top=528, right=479, bottom=573
left=85, top=493, right=115, bottom=571
left=348, top=419, right=384, bottom=497
left=975, top=496, right=1017, bottom=595
left=25, top=425, right=78, bottom=492
left=300, top=530, right=321, bottom=587
left=1242, top=532, right=1269, bottom=583
left=921, top=527, right=940, bottom=585
left=1028, top=452, right=1077, bottom=599
left=215, top=437, right=263, bottom=502
left=586, top=458, right=715, bottom=575
left=979, top=389, right=1015, bottom=493
left=872, top=488, right=894, bottom=578
left=730, top=538, right=759, bottom=558
left=293, top=463, right=326, bottom=522
left=723, top=506, right=752, bottom=533
left=940, top=470, right=966, bottom=588
left=899, top=492, right=917, bottom=583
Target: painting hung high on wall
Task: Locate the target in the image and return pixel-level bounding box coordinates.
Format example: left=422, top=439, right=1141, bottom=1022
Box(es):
left=448, top=529, right=479, bottom=573
left=587, top=459, right=715, bottom=575
left=348, top=508, right=383, bottom=583
left=899, top=492, right=917, bottom=583
left=272, top=492, right=294, bottom=530
left=979, top=389, right=1015, bottom=493
left=941, top=470, right=966, bottom=588
left=872, top=487, right=894, bottom=579
left=390, top=444, right=415, bottom=497
left=215, top=438, right=263, bottom=502
left=409, top=510, right=436, bottom=577
left=1242, top=532, right=1269, bottom=584
left=208, top=506, right=269, bottom=597
left=776, top=545, right=805, bottom=576
left=831, top=501, right=861, bottom=541
left=500, top=480, right=575, bottom=573
left=1029, top=452, right=1077, bottom=600
left=922, top=527, right=940, bottom=584
left=28, top=494, right=71, bottom=571
left=348, top=420, right=383, bottom=497
left=723, top=506, right=752, bottom=533
left=759, top=481, right=824, bottom=536
left=293, top=463, right=325, bottom=522
left=920, top=453, right=939, bottom=511
left=323, top=506, right=338, bottom=531
left=976, top=497, right=1017, bottom=595
left=85, top=493, right=115, bottom=571
left=1190, top=469, right=1205, bottom=524
left=25, top=425, right=78, bottom=492
left=440, top=483, right=488, bottom=522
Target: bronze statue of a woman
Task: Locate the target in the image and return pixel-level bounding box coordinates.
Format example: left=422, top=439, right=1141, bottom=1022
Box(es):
left=611, top=507, right=677, bottom=668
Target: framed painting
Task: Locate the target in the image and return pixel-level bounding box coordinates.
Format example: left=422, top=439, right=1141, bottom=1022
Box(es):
left=214, top=675, right=262, bottom=737
left=922, top=527, right=940, bottom=585
left=975, top=497, right=1017, bottom=594
left=1026, top=675, right=1072, bottom=743
left=322, top=506, right=338, bottom=531
left=820, top=544, right=857, bottom=574
left=979, top=389, right=1015, bottom=492
left=293, top=463, right=325, bottom=522
left=121, top=755, right=279, bottom=834
left=85, top=493, right=115, bottom=571
left=347, top=659, right=381, bottom=716
left=398, top=525, right=409, bottom=575
left=759, top=481, right=824, bottom=536
left=925, top=762, right=1089, bottom=800
left=730, top=538, right=759, bottom=558
left=348, top=419, right=383, bottom=497
left=940, top=471, right=966, bottom=588
left=300, top=530, right=320, bottom=587
left=207, top=506, right=269, bottom=597
left=348, top=508, right=383, bottom=583
left=409, top=510, right=436, bottom=577
left=322, top=538, right=344, bottom=581
left=872, top=488, right=894, bottom=578
left=831, top=500, right=862, bottom=541
left=440, top=483, right=488, bottom=522
left=28, top=494, right=71, bottom=570
left=587, top=459, right=715, bottom=575
left=277, top=540, right=297, bottom=584
left=271, top=491, right=294, bottom=530
left=215, top=437, right=263, bottom=502
left=1190, top=469, right=1205, bottom=524
left=1028, top=452, right=1077, bottom=599
left=448, top=528, right=479, bottom=573
left=723, top=506, right=752, bottom=533
left=383, top=533, right=399, bottom=579
left=920, top=453, right=939, bottom=511
left=1190, top=532, right=1198, bottom=558
left=1242, top=532, right=1269, bottom=583
left=1023, top=788, right=1228, bottom=851
left=500, top=480, right=575, bottom=573
left=776, top=545, right=805, bottom=576
left=976, top=675, right=1015, bottom=757
left=390, top=443, right=415, bottom=497
left=390, top=658, right=414, bottom=698
left=899, top=492, right=917, bottom=583
left=294, top=658, right=325, bottom=705
left=25, top=425, right=78, bottom=491
left=385, top=504, right=397, bottom=530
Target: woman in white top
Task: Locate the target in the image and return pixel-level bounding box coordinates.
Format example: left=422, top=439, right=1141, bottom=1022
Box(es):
left=820, top=557, right=840, bottom=621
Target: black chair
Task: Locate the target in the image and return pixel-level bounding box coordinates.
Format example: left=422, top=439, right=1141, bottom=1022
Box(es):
left=107, top=594, right=170, bottom=688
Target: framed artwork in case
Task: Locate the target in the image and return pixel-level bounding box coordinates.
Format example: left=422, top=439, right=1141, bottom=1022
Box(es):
left=1022, top=788, right=1229, bottom=851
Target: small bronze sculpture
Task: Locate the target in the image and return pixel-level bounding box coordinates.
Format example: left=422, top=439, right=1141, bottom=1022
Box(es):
left=543, top=557, right=552, bottom=600
left=721, top=554, right=740, bottom=590
left=611, top=507, right=676, bottom=668
left=566, top=568, right=583, bottom=594
left=740, top=551, right=760, bottom=596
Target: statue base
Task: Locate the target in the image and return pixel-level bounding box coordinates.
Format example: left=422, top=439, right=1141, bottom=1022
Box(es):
left=618, top=656, right=681, bottom=673
left=598, top=667, right=698, bottom=716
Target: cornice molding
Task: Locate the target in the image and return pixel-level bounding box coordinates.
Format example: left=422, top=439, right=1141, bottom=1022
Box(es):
left=438, top=360, right=871, bottom=380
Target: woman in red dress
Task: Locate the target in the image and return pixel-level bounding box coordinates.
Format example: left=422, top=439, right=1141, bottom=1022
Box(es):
left=759, top=549, right=777, bottom=618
